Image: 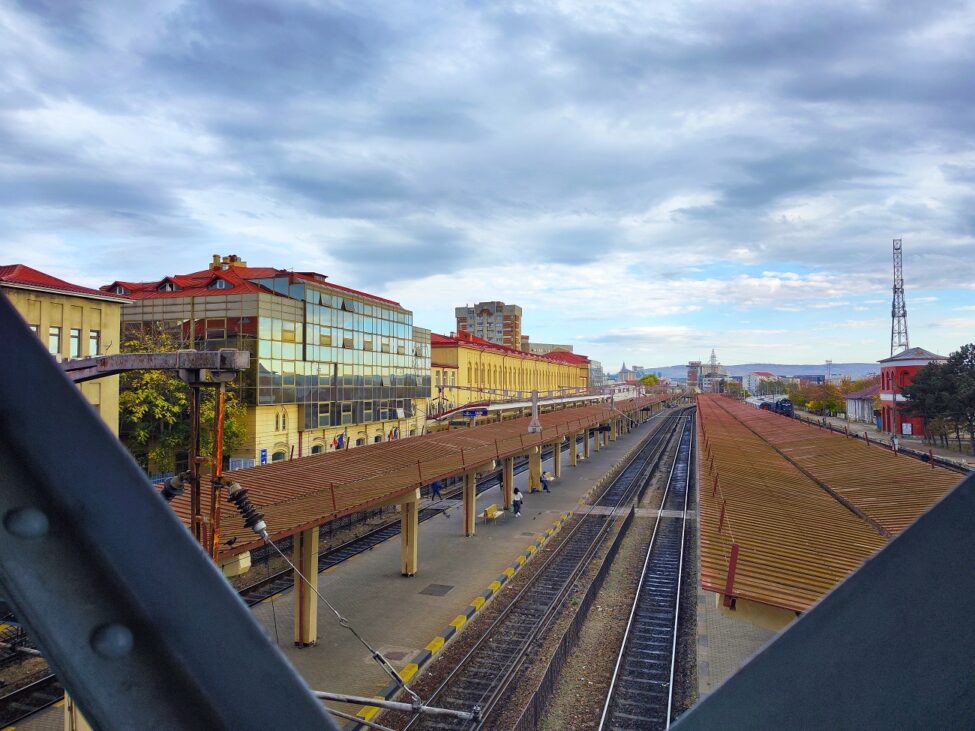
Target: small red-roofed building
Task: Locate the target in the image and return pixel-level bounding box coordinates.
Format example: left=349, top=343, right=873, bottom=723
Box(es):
left=878, top=347, right=948, bottom=436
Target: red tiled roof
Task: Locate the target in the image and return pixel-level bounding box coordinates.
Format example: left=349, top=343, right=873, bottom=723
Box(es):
left=1, top=264, right=129, bottom=302
left=541, top=350, right=590, bottom=365
left=102, top=264, right=401, bottom=306
left=432, top=332, right=589, bottom=364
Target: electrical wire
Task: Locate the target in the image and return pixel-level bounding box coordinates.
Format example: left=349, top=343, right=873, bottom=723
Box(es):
left=263, top=537, right=423, bottom=706
left=266, top=545, right=280, bottom=646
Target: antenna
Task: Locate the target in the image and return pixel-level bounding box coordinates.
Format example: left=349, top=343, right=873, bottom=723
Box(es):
left=890, top=238, right=909, bottom=357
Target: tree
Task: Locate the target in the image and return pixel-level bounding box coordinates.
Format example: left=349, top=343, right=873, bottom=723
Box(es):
left=119, top=328, right=247, bottom=473
left=639, top=374, right=660, bottom=387
left=903, top=343, right=975, bottom=455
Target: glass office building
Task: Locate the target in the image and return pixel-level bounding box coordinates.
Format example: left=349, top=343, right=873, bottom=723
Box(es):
left=107, top=256, right=431, bottom=460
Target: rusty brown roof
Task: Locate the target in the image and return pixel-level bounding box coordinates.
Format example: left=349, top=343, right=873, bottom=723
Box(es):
left=170, top=396, right=664, bottom=558
left=697, top=395, right=962, bottom=613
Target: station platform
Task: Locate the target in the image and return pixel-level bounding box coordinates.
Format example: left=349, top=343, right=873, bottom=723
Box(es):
left=252, top=417, right=655, bottom=723
left=11, top=413, right=660, bottom=731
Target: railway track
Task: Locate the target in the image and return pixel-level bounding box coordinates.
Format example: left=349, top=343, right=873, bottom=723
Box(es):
left=599, top=414, right=694, bottom=731
left=0, top=421, right=641, bottom=725
left=0, top=675, right=64, bottom=728
left=237, top=439, right=579, bottom=605
left=399, top=410, right=689, bottom=730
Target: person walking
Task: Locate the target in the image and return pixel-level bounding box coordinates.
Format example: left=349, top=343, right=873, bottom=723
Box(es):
left=540, top=471, right=551, bottom=493
left=512, top=487, right=523, bottom=517
left=430, top=480, right=444, bottom=501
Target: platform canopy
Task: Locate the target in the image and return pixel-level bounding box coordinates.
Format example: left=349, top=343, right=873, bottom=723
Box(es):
left=167, top=396, right=665, bottom=558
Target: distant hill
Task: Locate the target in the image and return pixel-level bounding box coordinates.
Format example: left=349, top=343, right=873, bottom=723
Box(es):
left=639, top=363, right=880, bottom=380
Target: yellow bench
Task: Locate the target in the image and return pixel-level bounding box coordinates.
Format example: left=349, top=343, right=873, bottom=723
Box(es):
left=483, top=504, right=502, bottom=523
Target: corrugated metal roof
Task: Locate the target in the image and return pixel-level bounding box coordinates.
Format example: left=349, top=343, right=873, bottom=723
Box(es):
left=697, top=395, right=961, bottom=613
left=170, top=396, right=664, bottom=558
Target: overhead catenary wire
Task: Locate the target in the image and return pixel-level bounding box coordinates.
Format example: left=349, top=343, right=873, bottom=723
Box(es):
left=226, top=481, right=423, bottom=706
left=262, top=537, right=423, bottom=706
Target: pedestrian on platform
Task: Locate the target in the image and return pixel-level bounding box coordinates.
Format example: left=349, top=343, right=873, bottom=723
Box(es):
left=540, top=471, right=551, bottom=493
left=430, top=480, right=443, bottom=501
left=513, top=487, right=523, bottom=517
left=892, top=436, right=900, bottom=454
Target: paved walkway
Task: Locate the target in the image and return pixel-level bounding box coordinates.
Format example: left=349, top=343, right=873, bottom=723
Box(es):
left=13, top=416, right=662, bottom=730
left=794, top=410, right=974, bottom=471
left=696, top=589, right=778, bottom=699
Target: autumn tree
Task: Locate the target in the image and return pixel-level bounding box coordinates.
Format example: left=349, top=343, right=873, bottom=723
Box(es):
left=903, top=343, right=975, bottom=455
left=119, top=327, right=247, bottom=474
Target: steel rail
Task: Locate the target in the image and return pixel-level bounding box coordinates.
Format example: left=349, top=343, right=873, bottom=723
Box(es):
left=0, top=434, right=604, bottom=727
left=598, top=415, right=693, bottom=731
left=0, top=674, right=64, bottom=727
left=401, top=409, right=688, bottom=730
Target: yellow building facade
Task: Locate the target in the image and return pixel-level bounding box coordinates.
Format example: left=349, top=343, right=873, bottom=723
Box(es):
left=1, top=265, right=124, bottom=434
left=430, top=332, right=589, bottom=414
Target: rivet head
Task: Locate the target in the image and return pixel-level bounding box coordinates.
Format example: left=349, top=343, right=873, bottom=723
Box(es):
left=4, top=508, right=49, bottom=538
left=90, top=624, right=133, bottom=659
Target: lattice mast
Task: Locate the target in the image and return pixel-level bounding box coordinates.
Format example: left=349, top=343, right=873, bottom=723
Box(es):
left=890, top=238, right=910, bottom=357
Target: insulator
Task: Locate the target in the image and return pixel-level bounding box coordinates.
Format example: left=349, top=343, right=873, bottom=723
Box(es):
left=226, top=484, right=267, bottom=537
left=161, top=475, right=184, bottom=502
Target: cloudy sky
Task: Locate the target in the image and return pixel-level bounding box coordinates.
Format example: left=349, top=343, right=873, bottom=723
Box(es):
left=2, top=0, right=973, bottom=371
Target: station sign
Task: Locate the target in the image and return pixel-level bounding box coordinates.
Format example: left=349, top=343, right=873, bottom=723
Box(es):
left=462, top=408, right=489, bottom=418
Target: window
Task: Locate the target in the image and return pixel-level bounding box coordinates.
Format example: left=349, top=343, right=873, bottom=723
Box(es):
left=374, top=435, right=382, bottom=443
left=112, top=285, right=129, bottom=295
left=48, top=326, right=61, bottom=355
left=272, top=451, right=287, bottom=462
left=158, top=281, right=179, bottom=292
left=69, top=328, right=81, bottom=358
left=208, top=278, right=232, bottom=289
left=28, top=324, right=39, bottom=335
left=89, top=330, right=100, bottom=356
left=356, top=437, right=366, bottom=446
left=281, top=411, right=287, bottom=431
left=343, top=335, right=353, bottom=349
left=275, top=413, right=280, bottom=431
left=364, top=338, right=373, bottom=351
left=311, top=445, right=323, bottom=455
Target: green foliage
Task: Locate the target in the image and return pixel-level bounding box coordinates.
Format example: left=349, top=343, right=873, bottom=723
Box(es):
left=639, top=374, right=660, bottom=386
left=119, top=328, right=247, bottom=473
left=903, top=343, right=975, bottom=455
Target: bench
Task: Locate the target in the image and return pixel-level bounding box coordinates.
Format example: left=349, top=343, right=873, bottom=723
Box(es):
left=483, top=504, right=502, bottom=523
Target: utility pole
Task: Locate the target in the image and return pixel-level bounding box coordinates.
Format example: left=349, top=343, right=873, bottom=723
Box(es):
left=890, top=238, right=910, bottom=357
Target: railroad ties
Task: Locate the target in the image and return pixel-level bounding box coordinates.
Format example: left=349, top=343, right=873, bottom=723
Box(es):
left=600, top=416, right=693, bottom=731
left=404, top=411, right=690, bottom=730
left=0, top=675, right=64, bottom=728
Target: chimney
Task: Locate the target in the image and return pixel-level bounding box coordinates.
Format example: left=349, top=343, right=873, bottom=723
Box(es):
left=211, top=254, right=221, bottom=270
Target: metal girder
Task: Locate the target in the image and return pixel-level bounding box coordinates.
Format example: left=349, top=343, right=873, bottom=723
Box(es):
left=60, top=349, right=250, bottom=383
left=0, top=293, right=336, bottom=730
left=674, top=473, right=975, bottom=729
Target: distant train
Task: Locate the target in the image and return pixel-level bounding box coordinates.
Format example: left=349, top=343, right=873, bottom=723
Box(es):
left=759, top=398, right=794, bottom=417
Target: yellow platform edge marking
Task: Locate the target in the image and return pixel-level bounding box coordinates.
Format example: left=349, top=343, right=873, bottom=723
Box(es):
left=399, top=662, right=419, bottom=682
left=426, top=636, right=445, bottom=654
left=489, top=580, right=501, bottom=593
left=471, top=596, right=485, bottom=610
left=450, top=615, right=466, bottom=630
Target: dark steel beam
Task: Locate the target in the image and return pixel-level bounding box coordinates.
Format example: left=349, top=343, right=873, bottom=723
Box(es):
left=60, top=349, right=250, bottom=383
left=0, top=292, right=335, bottom=730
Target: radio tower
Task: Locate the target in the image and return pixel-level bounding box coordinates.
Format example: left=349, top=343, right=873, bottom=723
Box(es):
left=890, top=238, right=909, bottom=357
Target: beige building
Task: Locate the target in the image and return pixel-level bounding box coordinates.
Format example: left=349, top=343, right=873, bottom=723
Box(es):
left=526, top=342, right=573, bottom=355
left=1, top=264, right=125, bottom=433
left=455, top=301, right=524, bottom=350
